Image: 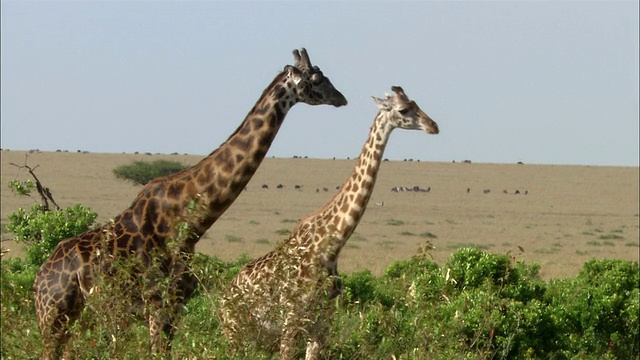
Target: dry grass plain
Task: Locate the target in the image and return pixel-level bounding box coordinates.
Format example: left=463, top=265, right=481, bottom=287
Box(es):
left=1, top=150, right=638, bottom=280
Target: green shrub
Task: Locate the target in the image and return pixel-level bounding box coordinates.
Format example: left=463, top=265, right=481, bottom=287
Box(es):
left=0, top=258, right=41, bottom=359
left=6, top=203, right=97, bottom=266
left=342, top=270, right=377, bottom=304
left=446, top=247, right=513, bottom=289
left=113, top=159, right=189, bottom=185
left=0, top=257, right=38, bottom=298
left=1, top=240, right=637, bottom=359
left=546, top=259, right=639, bottom=358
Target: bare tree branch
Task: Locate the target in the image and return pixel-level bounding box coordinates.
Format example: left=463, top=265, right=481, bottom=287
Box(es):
left=10, top=154, right=60, bottom=211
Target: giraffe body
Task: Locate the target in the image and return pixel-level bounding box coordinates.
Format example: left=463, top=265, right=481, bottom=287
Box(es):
left=33, top=48, right=346, bottom=360
left=221, top=86, right=439, bottom=359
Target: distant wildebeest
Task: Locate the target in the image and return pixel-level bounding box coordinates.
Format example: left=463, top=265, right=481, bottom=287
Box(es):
left=262, top=184, right=269, bottom=189
left=277, top=184, right=284, bottom=189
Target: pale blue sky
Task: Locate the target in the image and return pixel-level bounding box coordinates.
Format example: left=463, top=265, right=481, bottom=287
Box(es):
left=2, top=1, right=638, bottom=166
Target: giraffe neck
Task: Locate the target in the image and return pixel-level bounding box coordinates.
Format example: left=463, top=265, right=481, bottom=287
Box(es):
left=293, top=111, right=392, bottom=254
left=329, top=111, right=391, bottom=239
left=150, top=71, right=299, bottom=237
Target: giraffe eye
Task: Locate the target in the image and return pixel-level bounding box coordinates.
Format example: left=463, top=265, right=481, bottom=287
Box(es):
left=398, top=108, right=410, bottom=115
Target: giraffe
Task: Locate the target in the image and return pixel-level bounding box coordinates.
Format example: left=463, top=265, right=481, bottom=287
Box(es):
left=220, top=86, right=439, bottom=359
left=33, top=48, right=347, bottom=360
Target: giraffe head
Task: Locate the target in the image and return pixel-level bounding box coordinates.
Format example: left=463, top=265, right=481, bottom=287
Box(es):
left=285, top=48, right=348, bottom=107
left=372, top=86, right=439, bottom=134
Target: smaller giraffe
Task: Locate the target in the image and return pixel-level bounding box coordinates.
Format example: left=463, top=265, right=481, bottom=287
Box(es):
left=220, top=86, right=439, bottom=359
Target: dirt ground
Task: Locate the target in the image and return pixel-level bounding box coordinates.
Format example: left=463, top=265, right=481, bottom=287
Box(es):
left=1, top=150, right=638, bottom=280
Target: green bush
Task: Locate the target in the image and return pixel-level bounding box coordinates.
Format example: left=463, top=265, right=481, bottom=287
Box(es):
left=546, top=259, right=639, bottom=358
left=6, top=203, right=97, bottom=266
left=113, top=159, right=189, bottom=185
left=446, top=246, right=514, bottom=289
left=2, top=242, right=637, bottom=359
left=342, top=270, right=377, bottom=305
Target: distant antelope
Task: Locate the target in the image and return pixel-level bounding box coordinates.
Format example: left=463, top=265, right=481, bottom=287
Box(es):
left=277, top=184, right=285, bottom=189
left=295, top=184, right=302, bottom=190
left=262, top=184, right=269, bottom=189
left=483, top=189, right=491, bottom=194
left=375, top=201, right=385, bottom=207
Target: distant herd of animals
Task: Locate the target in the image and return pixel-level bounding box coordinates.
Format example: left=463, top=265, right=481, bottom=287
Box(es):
left=29, top=48, right=455, bottom=360
left=256, top=183, right=529, bottom=196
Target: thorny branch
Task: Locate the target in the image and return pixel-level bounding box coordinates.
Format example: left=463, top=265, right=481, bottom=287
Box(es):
left=10, top=154, right=60, bottom=212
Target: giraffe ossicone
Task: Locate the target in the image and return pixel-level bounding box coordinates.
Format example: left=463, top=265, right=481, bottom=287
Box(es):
left=220, top=85, right=439, bottom=360
left=33, top=48, right=346, bottom=360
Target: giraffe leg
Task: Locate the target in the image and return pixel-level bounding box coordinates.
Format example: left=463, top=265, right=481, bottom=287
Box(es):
left=305, top=339, right=322, bottom=360
left=39, top=317, right=67, bottom=360
left=147, top=298, right=187, bottom=357
left=304, top=292, right=335, bottom=360
left=279, top=327, right=298, bottom=360
left=148, top=308, right=176, bottom=358
left=304, top=314, right=329, bottom=360
left=36, top=272, right=84, bottom=360
left=146, top=262, right=196, bottom=357
left=279, top=310, right=302, bottom=360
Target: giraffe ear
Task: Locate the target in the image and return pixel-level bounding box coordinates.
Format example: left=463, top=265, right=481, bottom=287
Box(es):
left=285, top=65, right=303, bottom=85
left=372, top=96, right=391, bottom=110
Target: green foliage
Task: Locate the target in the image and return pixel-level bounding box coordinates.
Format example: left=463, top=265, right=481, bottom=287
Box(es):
left=1, top=258, right=41, bottom=360
left=446, top=246, right=513, bottom=289
left=6, top=203, right=97, bottom=266
left=7, top=179, right=36, bottom=197
left=1, top=245, right=637, bottom=359
left=113, top=159, right=189, bottom=185
left=342, top=270, right=378, bottom=304
left=545, top=259, right=640, bottom=358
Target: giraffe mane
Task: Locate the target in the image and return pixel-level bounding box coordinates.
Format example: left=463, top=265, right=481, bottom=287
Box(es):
left=215, top=70, right=290, bottom=150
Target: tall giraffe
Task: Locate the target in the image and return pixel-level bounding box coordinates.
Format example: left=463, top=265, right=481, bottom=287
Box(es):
left=33, top=48, right=347, bottom=360
left=221, top=86, right=439, bottom=359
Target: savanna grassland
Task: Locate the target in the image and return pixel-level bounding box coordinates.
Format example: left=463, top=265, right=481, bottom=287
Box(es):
left=2, top=150, right=638, bottom=280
